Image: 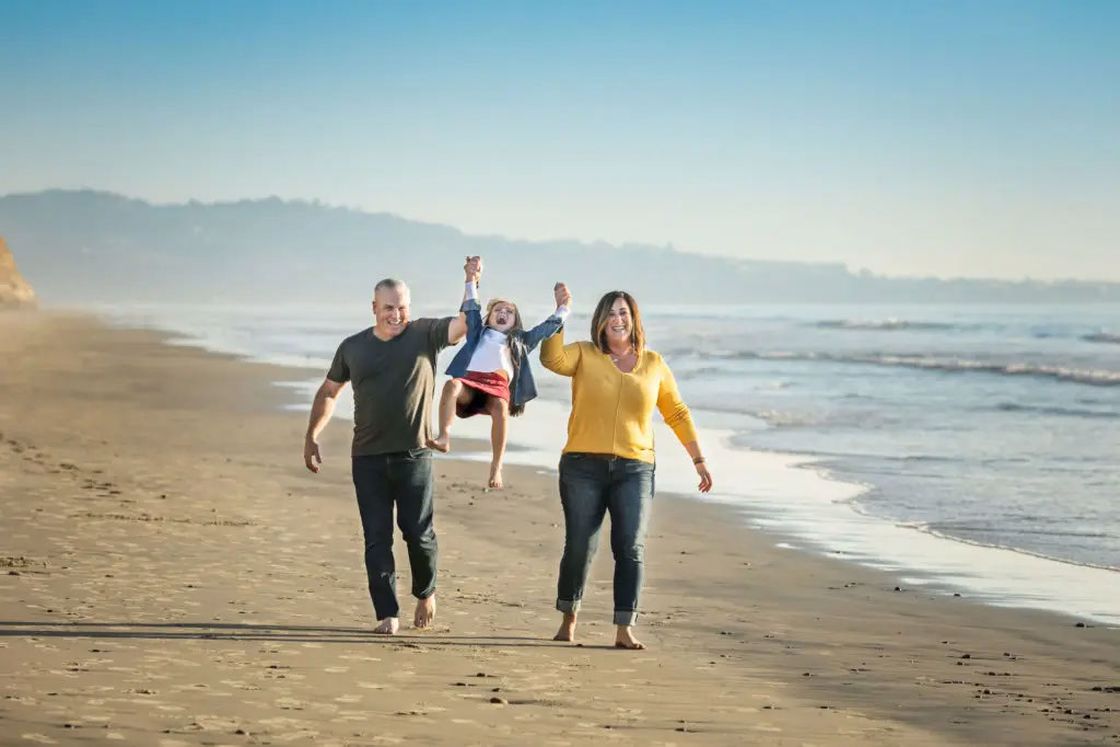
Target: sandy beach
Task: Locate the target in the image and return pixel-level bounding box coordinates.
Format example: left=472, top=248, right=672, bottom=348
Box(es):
left=1, top=311, right=1118, bottom=746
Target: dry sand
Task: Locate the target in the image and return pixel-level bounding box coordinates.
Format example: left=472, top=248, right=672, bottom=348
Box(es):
left=1, top=312, right=1117, bottom=746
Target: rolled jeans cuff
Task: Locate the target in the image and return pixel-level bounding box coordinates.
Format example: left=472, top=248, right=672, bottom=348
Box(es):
left=614, top=610, right=638, bottom=626
left=556, top=598, right=581, bottom=615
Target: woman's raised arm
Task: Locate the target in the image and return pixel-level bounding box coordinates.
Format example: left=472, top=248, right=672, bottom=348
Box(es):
left=539, top=282, right=582, bottom=376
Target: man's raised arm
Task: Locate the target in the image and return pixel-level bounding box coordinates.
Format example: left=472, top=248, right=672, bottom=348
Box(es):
left=447, top=255, right=482, bottom=344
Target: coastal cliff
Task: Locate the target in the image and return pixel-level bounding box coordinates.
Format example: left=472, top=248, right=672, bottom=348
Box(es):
left=0, top=236, right=37, bottom=308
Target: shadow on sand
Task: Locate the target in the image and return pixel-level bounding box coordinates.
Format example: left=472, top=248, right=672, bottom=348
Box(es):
left=0, top=620, right=618, bottom=648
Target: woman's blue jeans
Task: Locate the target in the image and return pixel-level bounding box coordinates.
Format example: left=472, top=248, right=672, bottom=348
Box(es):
left=555, top=452, right=655, bottom=626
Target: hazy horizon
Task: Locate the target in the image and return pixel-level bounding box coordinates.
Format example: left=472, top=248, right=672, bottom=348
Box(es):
left=6, top=186, right=1120, bottom=287
left=2, top=1, right=1118, bottom=281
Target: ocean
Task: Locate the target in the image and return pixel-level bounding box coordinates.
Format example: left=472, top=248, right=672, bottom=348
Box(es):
left=97, top=301, right=1120, bottom=625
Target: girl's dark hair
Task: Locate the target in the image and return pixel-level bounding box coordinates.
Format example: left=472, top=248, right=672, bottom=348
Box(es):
left=485, top=298, right=527, bottom=416
left=484, top=298, right=523, bottom=335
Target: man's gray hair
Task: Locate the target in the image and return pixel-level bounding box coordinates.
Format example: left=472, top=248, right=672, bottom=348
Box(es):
left=373, top=278, right=409, bottom=297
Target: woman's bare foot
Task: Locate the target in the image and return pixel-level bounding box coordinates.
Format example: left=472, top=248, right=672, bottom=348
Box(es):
left=488, top=464, right=504, bottom=489
left=373, top=617, right=400, bottom=635
left=614, top=625, right=645, bottom=650
left=414, top=595, right=436, bottom=629
left=552, top=612, right=577, bottom=642
left=427, top=433, right=451, bottom=453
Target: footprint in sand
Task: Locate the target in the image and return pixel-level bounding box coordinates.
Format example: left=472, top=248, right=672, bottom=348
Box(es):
left=338, top=654, right=381, bottom=663
left=336, top=711, right=369, bottom=723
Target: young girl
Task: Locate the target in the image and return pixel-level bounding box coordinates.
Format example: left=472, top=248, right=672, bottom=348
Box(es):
left=428, top=260, right=570, bottom=488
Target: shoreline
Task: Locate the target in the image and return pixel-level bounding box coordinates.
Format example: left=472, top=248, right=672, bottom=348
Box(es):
left=94, top=302, right=1120, bottom=625
left=4, top=311, right=1118, bottom=745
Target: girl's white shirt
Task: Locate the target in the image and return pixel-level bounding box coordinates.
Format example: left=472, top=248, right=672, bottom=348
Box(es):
left=461, top=281, right=570, bottom=378
left=468, top=328, right=515, bottom=378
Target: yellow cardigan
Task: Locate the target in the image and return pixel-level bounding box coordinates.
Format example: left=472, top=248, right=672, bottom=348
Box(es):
left=540, top=330, right=698, bottom=463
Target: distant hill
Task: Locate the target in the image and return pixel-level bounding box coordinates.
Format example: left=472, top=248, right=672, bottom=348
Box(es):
left=0, top=235, right=37, bottom=308
left=1, top=189, right=1117, bottom=305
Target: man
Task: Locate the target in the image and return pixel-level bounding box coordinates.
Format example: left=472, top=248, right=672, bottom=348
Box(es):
left=304, top=258, right=481, bottom=634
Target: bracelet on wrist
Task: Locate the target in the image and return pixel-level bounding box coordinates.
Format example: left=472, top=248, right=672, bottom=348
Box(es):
left=693, top=457, right=705, bottom=465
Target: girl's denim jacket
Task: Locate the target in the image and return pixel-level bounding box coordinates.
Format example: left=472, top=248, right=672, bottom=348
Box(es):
left=444, top=298, right=565, bottom=415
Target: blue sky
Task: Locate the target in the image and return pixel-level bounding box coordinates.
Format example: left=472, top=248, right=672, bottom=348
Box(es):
left=2, top=0, right=1117, bottom=280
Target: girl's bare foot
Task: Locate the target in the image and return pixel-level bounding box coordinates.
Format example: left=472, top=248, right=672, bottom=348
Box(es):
left=373, top=617, right=400, bottom=635
left=427, top=433, right=451, bottom=453
left=552, top=612, right=577, bottom=642
left=614, top=625, right=645, bottom=650
left=488, top=465, right=504, bottom=489
left=414, top=595, right=436, bottom=629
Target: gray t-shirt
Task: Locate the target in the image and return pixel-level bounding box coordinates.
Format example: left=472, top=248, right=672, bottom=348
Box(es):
left=327, top=317, right=454, bottom=456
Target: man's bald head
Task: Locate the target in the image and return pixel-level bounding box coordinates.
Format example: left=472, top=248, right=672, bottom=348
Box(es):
left=371, top=278, right=411, bottom=340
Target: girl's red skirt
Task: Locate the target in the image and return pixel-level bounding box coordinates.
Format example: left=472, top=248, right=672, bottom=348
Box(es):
left=456, top=371, right=510, bottom=418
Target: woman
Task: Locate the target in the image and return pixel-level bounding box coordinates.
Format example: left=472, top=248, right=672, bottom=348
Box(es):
left=540, top=285, right=713, bottom=650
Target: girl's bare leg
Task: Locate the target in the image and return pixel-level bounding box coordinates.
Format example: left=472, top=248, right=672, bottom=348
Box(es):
left=428, top=379, right=470, bottom=452
left=485, top=396, right=509, bottom=488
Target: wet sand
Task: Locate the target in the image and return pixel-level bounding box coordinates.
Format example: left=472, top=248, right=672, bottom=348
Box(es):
left=1, top=312, right=1117, bottom=745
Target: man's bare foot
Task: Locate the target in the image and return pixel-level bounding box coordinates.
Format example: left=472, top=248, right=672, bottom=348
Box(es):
left=414, top=595, right=436, bottom=629
left=488, top=465, right=504, bottom=489
left=614, top=626, right=645, bottom=650
left=552, top=613, right=577, bottom=642
left=427, top=433, right=451, bottom=453
left=373, top=617, right=400, bottom=635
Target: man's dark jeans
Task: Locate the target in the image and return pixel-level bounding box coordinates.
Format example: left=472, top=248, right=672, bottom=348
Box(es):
left=555, top=452, right=655, bottom=626
left=352, top=449, right=437, bottom=621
